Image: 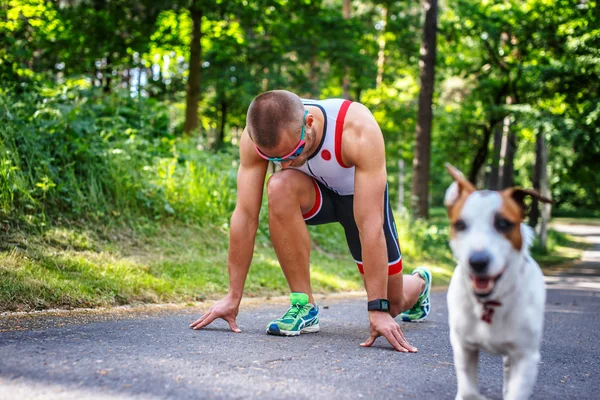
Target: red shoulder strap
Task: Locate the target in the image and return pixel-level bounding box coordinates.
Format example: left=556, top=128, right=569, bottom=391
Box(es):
left=334, top=100, right=352, bottom=169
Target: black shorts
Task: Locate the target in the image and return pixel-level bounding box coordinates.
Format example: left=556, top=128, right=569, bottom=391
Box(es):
left=302, top=179, right=403, bottom=275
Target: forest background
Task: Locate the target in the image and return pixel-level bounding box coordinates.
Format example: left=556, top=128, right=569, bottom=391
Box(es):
left=0, top=0, right=598, bottom=312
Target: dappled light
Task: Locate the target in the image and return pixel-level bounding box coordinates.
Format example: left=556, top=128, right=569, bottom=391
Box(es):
left=0, top=0, right=598, bottom=312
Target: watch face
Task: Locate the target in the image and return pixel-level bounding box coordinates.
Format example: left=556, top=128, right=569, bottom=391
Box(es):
left=382, top=300, right=390, bottom=310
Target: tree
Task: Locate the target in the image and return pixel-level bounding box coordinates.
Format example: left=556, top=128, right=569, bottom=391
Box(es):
left=184, top=1, right=203, bottom=135
left=342, top=0, right=351, bottom=99
left=411, top=0, right=438, bottom=219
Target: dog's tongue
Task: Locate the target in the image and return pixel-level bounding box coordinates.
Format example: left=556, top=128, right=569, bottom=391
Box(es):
left=473, top=277, right=495, bottom=294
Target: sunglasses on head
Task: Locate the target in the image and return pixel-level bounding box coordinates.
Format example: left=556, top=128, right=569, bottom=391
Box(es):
left=254, top=110, right=308, bottom=162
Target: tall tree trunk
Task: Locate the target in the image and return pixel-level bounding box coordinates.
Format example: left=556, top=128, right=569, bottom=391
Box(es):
left=468, top=82, right=509, bottom=183
left=375, top=3, right=389, bottom=88
left=499, top=97, right=516, bottom=189
left=309, top=56, right=319, bottom=97
left=342, top=0, right=351, bottom=99
left=488, top=122, right=503, bottom=190
left=217, top=96, right=227, bottom=149
left=104, top=55, right=112, bottom=93
left=529, top=128, right=543, bottom=228
left=539, top=131, right=551, bottom=250
left=411, top=0, right=438, bottom=219
left=262, top=67, right=269, bottom=92
left=184, top=4, right=203, bottom=135
left=501, top=130, right=517, bottom=188
left=92, top=0, right=106, bottom=88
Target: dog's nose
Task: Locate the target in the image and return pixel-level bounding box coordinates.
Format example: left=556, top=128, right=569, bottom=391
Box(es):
left=469, top=251, right=491, bottom=273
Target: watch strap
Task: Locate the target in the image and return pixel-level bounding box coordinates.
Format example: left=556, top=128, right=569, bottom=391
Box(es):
left=367, top=298, right=390, bottom=312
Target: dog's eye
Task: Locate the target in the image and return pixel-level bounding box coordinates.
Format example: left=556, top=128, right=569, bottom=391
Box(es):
left=453, top=219, right=467, bottom=232
left=494, top=217, right=514, bottom=232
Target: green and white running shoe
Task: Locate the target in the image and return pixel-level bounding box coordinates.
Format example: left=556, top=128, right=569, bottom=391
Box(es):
left=400, top=266, right=432, bottom=322
left=266, top=292, right=320, bottom=336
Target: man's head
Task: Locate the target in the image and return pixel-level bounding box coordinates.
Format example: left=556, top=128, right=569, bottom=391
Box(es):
left=246, top=90, right=312, bottom=167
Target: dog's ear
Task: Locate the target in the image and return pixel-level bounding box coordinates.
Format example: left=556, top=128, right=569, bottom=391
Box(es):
left=503, top=188, right=554, bottom=211
left=444, top=163, right=475, bottom=207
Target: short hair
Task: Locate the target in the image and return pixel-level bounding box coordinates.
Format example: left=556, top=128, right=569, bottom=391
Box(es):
left=246, top=90, right=305, bottom=148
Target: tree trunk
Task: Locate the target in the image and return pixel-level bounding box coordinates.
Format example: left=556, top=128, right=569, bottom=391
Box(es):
left=499, top=115, right=516, bottom=189
left=262, top=67, right=269, bottom=92
left=529, top=128, right=543, bottom=228
left=488, top=121, right=503, bottom=190
left=411, top=0, right=438, bottom=219
left=375, top=3, right=388, bottom=88
left=184, top=4, right=203, bottom=135
left=398, top=160, right=405, bottom=212
left=342, top=0, right=351, bottom=99
left=309, top=56, right=320, bottom=97
left=468, top=83, right=509, bottom=184
left=104, top=55, right=112, bottom=93
left=539, top=132, right=551, bottom=250
left=217, top=96, right=227, bottom=149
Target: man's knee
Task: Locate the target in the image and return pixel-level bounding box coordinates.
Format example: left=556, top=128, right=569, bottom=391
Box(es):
left=267, top=172, right=298, bottom=215
left=267, top=172, right=294, bottom=199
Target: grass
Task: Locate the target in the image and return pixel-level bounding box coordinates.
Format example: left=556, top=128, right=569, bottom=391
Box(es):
left=0, top=210, right=453, bottom=312
left=532, top=226, right=591, bottom=268
left=0, top=85, right=593, bottom=313
left=0, top=222, right=363, bottom=312
left=0, top=208, right=591, bottom=313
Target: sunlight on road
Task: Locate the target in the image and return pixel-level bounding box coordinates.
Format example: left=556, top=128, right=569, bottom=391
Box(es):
left=0, top=377, right=155, bottom=400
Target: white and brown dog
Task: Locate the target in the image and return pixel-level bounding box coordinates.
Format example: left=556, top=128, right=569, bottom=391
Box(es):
left=444, top=164, right=552, bottom=400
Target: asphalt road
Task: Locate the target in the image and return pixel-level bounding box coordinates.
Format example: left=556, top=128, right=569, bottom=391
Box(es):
left=1, top=224, right=599, bottom=400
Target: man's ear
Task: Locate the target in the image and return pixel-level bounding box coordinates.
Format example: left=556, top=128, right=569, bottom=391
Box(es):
left=306, top=113, right=314, bottom=129
left=444, top=163, right=475, bottom=208
left=503, top=187, right=554, bottom=212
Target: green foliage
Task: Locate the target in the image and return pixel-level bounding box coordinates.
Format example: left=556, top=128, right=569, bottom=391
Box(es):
left=0, top=0, right=597, bottom=311
left=0, top=83, right=237, bottom=229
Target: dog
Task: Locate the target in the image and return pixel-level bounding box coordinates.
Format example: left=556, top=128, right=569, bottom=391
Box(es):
left=444, top=163, right=552, bottom=400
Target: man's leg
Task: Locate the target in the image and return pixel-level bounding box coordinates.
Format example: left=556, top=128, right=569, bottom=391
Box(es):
left=379, top=185, right=428, bottom=319
left=387, top=272, right=424, bottom=318
left=267, top=169, right=318, bottom=304
left=334, top=184, right=427, bottom=318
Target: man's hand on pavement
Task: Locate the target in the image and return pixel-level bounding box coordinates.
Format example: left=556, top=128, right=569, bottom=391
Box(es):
left=189, top=295, right=241, bottom=333
left=360, top=311, right=418, bottom=353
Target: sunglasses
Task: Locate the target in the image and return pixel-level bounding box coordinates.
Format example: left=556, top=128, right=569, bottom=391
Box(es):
left=254, top=110, right=308, bottom=162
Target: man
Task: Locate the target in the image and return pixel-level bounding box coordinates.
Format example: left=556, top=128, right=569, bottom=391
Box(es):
left=190, top=90, right=431, bottom=352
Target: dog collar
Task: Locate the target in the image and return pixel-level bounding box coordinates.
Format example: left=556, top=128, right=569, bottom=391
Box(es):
left=478, top=300, right=502, bottom=324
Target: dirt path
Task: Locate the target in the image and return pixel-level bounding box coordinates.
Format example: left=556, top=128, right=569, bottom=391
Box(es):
left=545, top=222, right=600, bottom=290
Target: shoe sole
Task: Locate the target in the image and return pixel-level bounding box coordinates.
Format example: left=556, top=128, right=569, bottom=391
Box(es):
left=266, top=324, right=320, bottom=336
left=401, top=315, right=429, bottom=323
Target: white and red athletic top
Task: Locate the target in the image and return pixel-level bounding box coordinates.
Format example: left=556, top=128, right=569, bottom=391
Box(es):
left=290, top=99, right=355, bottom=196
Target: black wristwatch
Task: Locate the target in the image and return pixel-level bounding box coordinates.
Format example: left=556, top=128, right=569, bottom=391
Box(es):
left=368, top=298, right=390, bottom=312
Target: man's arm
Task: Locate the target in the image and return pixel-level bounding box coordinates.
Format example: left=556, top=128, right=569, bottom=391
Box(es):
left=343, top=103, right=417, bottom=352
left=190, top=128, right=268, bottom=332
left=226, top=129, right=269, bottom=300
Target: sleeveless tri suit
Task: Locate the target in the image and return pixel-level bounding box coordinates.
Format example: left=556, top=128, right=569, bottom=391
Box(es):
left=290, top=99, right=403, bottom=275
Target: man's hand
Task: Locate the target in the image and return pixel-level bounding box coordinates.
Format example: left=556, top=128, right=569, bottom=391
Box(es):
left=360, top=311, right=418, bottom=352
left=189, top=295, right=241, bottom=333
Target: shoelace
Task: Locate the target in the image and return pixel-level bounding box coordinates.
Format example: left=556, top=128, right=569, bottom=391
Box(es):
left=282, top=302, right=304, bottom=319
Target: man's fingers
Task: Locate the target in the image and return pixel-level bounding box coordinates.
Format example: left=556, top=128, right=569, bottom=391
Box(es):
left=390, top=329, right=415, bottom=353
left=226, top=317, right=242, bottom=333
left=360, top=332, right=378, bottom=347
left=192, top=312, right=217, bottom=330
left=383, top=329, right=407, bottom=352
left=189, top=312, right=209, bottom=328
left=395, top=327, right=418, bottom=352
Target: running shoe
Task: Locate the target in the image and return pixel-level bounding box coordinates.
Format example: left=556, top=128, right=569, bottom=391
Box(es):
left=400, top=266, right=432, bottom=322
left=266, top=292, right=320, bottom=336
